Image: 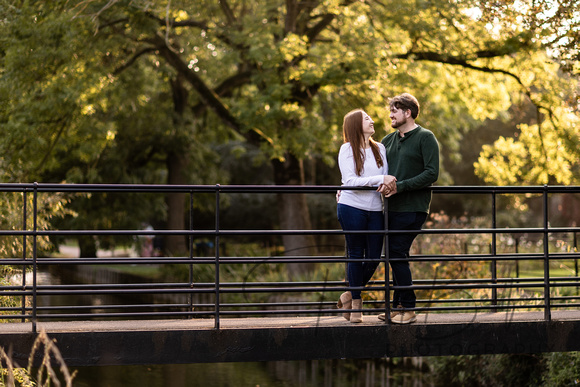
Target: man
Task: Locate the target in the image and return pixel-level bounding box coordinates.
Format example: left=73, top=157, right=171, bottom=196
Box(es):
left=378, top=93, right=439, bottom=324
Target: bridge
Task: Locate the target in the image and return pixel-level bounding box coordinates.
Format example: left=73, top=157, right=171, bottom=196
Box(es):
left=0, top=183, right=579, bottom=366
left=2, top=311, right=580, bottom=366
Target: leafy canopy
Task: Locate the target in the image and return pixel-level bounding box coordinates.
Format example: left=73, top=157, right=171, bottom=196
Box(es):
left=1, top=0, right=579, bottom=187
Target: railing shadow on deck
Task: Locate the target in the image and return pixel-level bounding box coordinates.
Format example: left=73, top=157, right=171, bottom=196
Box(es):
left=0, top=183, right=579, bottom=333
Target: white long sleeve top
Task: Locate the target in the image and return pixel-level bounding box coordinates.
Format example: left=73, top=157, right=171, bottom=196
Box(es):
left=338, top=142, right=388, bottom=211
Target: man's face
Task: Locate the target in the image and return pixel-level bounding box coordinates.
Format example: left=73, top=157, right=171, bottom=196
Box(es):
left=389, top=107, right=408, bottom=128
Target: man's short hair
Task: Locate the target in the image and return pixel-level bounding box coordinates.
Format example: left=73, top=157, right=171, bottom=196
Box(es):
left=389, top=93, right=420, bottom=119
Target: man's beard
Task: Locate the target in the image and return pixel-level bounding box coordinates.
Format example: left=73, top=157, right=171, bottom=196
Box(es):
left=391, top=117, right=407, bottom=128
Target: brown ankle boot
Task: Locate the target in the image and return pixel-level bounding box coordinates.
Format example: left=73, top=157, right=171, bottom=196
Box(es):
left=350, top=299, right=363, bottom=323
left=337, top=292, right=352, bottom=321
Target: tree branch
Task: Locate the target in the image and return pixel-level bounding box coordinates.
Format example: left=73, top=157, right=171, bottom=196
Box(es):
left=219, top=0, right=237, bottom=25
left=398, top=50, right=556, bottom=127
left=113, top=47, right=157, bottom=75
left=35, top=121, right=68, bottom=174
left=97, top=17, right=129, bottom=31
left=305, top=13, right=335, bottom=42
left=286, top=0, right=299, bottom=33
left=145, top=11, right=209, bottom=29
left=144, top=12, right=240, bottom=49
left=150, top=35, right=263, bottom=146
left=398, top=50, right=527, bottom=86
left=214, top=71, right=253, bottom=97
left=305, top=0, right=355, bottom=42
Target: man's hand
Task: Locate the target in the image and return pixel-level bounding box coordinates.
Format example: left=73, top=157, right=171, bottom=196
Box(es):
left=336, top=190, right=341, bottom=202
left=377, top=175, right=397, bottom=197
left=382, top=175, right=397, bottom=189
left=383, top=184, right=397, bottom=198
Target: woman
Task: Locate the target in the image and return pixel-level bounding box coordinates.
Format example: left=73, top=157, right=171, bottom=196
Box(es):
left=337, top=109, right=390, bottom=323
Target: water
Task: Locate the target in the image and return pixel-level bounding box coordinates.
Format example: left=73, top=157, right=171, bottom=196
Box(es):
left=70, top=359, right=433, bottom=387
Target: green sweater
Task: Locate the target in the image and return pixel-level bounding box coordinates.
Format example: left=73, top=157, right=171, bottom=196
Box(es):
left=381, top=125, right=440, bottom=213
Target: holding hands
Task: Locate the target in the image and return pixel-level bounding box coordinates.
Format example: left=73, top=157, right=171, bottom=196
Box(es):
left=336, top=175, right=397, bottom=203
left=378, top=175, right=397, bottom=197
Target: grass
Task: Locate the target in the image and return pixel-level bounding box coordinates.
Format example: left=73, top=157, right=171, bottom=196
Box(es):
left=100, top=264, right=163, bottom=279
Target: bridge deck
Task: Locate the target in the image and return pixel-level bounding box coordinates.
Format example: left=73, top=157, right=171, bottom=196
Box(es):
left=2, top=310, right=580, bottom=366
left=1, top=309, right=580, bottom=333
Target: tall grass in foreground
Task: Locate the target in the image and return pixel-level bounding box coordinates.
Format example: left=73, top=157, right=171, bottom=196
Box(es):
left=0, top=330, right=75, bottom=387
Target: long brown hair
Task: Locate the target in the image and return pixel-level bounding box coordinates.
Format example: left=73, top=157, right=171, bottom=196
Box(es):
left=342, top=109, right=384, bottom=176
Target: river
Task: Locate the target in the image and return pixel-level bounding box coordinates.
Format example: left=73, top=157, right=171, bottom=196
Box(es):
left=70, top=359, right=433, bottom=387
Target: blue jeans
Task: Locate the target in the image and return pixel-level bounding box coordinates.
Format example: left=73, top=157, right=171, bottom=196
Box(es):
left=388, top=211, right=428, bottom=308
left=337, top=204, right=384, bottom=300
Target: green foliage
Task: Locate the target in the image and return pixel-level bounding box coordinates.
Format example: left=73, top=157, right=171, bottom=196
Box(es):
left=430, top=352, right=580, bottom=387
left=0, top=191, right=74, bottom=257
left=476, top=117, right=580, bottom=186
left=473, top=45, right=580, bottom=186
left=4, top=0, right=575, bottom=180
left=0, top=265, right=25, bottom=323
left=0, top=190, right=73, bottom=321
left=543, top=352, right=580, bottom=386
left=431, top=354, right=546, bottom=386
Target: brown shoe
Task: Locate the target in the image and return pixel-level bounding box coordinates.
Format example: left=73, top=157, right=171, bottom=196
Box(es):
left=350, top=299, right=363, bottom=323
left=337, top=292, right=352, bottom=321
left=391, top=311, right=416, bottom=324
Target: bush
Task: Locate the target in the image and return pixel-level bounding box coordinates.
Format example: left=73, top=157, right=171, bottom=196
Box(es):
left=430, top=354, right=546, bottom=386
left=543, top=352, right=580, bottom=386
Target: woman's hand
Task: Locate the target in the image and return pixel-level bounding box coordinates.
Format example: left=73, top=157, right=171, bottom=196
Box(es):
left=378, top=175, right=397, bottom=197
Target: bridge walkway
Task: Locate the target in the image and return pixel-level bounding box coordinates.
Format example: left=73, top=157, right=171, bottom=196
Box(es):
left=1, top=310, right=579, bottom=366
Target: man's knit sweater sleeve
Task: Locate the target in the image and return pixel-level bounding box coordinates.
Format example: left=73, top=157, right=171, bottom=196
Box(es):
left=397, top=130, right=439, bottom=193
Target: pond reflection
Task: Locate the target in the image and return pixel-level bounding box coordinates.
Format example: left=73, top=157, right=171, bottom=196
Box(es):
left=71, top=359, right=433, bottom=387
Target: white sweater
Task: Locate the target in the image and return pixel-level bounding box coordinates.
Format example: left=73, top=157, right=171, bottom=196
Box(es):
left=338, top=142, right=388, bottom=211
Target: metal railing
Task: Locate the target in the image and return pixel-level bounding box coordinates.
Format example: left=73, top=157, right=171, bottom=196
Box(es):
left=0, top=183, right=579, bottom=333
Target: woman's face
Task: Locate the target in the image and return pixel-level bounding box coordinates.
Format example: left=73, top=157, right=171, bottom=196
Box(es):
left=362, top=111, right=374, bottom=137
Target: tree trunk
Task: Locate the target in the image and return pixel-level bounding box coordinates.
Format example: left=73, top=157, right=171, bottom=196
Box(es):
left=78, top=235, right=97, bottom=258
left=164, top=76, right=189, bottom=256
left=272, top=153, right=317, bottom=278
left=165, top=151, right=188, bottom=256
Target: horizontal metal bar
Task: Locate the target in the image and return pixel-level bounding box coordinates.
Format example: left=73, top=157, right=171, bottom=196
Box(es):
left=2, top=183, right=579, bottom=193
left=3, top=226, right=579, bottom=236
left=3, top=275, right=579, bottom=293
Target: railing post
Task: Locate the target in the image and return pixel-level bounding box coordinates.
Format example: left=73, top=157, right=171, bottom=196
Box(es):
left=574, top=232, right=578, bottom=294
left=383, top=200, right=391, bottom=323
left=188, top=190, right=194, bottom=319
left=515, top=238, right=519, bottom=278
left=32, top=183, right=38, bottom=333
left=543, top=185, right=551, bottom=321
left=21, top=189, right=28, bottom=322
left=491, top=191, right=497, bottom=307
left=214, top=184, right=221, bottom=329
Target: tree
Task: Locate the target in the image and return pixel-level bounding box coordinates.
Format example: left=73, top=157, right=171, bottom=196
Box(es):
left=472, top=3, right=580, bottom=187
left=1, top=1, right=222, bottom=255
left=2, top=0, right=578, bottom=264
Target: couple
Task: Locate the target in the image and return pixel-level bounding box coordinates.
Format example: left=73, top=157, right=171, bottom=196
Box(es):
left=336, top=93, right=440, bottom=324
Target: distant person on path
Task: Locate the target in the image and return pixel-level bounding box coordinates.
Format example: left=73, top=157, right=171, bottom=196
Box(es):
left=139, top=223, right=155, bottom=257
left=336, top=109, right=390, bottom=323
left=377, top=93, right=439, bottom=324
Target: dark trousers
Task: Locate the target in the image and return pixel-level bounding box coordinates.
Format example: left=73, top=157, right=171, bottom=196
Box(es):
left=388, top=211, right=427, bottom=308
left=337, top=204, right=384, bottom=300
